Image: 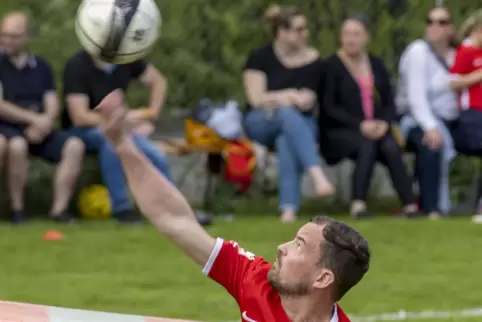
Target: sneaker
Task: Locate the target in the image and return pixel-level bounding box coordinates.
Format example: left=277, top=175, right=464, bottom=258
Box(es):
left=10, top=211, right=26, bottom=224
left=472, top=214, right=482, bottom=224
left=114, top=210, right=143, bottom=225
left=51, top=212, right=78, bottom=224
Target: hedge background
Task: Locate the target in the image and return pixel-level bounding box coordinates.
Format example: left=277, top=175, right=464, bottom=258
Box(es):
left=2, top=0, right=482, bottom=214
left=2, top=0, right=482, bottom=110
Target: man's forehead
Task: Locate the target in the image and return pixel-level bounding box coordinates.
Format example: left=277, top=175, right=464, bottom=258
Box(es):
left=297, top=222, right=325, bottom=246
left=1, top=14, right=28, bottom=33
left=429, top=8, right=450, bottom=19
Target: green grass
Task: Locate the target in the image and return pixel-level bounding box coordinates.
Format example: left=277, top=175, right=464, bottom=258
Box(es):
left=0, top=216, right=481, bottom=322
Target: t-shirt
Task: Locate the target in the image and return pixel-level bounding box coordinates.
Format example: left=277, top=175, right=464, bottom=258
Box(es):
left=450, top=44, right=482, bottom=111
left=61, top=50, right=147, bottom=128
left=0, top=54, right=55, bottom=118
left=243, top=44, right=323, bottom=112
left=203, top=238, right=349, bottom=322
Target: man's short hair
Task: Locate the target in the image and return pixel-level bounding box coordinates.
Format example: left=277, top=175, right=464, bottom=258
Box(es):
left=310, top=216, right=371, bottom=301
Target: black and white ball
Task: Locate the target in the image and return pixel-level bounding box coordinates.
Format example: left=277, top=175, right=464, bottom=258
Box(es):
left=75, top=0, right=161, bottom=64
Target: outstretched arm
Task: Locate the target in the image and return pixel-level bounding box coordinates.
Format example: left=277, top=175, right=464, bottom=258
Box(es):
left=97, top=90, right=216, bottom=267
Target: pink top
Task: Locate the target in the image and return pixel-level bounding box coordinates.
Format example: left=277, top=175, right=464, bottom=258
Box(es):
left=356, top=74, right=374, bottom=119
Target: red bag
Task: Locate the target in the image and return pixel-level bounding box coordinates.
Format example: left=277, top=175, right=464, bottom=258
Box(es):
left=222, top=141, right=256, bottom=192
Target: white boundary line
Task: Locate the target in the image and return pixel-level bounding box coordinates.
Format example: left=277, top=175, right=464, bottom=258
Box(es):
left=350, top=307, right=482, bottom=321
left=2, top=300, right=482, bottom=321
left=0, top=300, right=200, bottom=322
left=224, top=307, right=482, bottom=322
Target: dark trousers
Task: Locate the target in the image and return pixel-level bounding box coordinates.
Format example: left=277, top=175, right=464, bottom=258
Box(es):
left=349, top=133, right=415, bottom=205
left=406, top=126, right=441, bottom=213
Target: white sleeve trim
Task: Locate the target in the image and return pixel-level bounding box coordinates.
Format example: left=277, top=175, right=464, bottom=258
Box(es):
left=202, top=237, right=224, bottom=275
left=330, top=304, right=339, bottom=322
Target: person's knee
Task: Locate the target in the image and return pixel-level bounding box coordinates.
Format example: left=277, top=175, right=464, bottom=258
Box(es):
left=73, top=128, right=107, bottom=151
left=356, top=137, right=377, bottom=156
left=244, top=111, right=267, bottom=134
left=276, top=106, right=299, bottom=119
left=62, top=137, right=85, bottom=160
left=380, top=136, right=402, bottom=157
left=8, top=137, right=28, bottom=159
left=243, top=112, right=276, bottom=146
left=418, top=146, right=442, bottom=163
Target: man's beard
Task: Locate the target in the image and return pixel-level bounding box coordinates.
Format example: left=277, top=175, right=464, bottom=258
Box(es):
left=267, top=266, right=310, bottom=296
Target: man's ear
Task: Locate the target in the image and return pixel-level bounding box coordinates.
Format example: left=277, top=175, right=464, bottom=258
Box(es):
left=313, top=268, right=334, bottom=290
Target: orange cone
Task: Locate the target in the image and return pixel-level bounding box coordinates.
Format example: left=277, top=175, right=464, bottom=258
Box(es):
left=42, top=230, right=64, bottom=241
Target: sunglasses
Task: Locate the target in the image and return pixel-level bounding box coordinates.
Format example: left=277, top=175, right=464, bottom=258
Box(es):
left=291, top=25, right=308, bottom=33
left=426, top=18, right=451, bottom=26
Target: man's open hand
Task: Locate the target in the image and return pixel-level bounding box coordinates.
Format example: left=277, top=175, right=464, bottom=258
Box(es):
left=95, top=89, right=128, bottom=147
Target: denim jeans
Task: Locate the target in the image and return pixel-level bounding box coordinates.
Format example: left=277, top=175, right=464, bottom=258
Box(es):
left=407, top=126, right=441, bottom=213
left=70, top=127, right=171, bottom=214
left=244, top=107, right=320, bottom=212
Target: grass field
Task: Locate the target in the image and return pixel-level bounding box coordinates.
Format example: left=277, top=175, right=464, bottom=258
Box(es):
left=0, top=215, right=481, bottom=322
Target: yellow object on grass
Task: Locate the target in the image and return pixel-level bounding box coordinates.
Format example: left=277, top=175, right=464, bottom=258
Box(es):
left=77, top=184, right=112, bottom=220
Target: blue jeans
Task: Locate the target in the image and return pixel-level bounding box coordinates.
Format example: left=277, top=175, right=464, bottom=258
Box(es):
left=70, top=128, right=171, bottom=214
left=407, top=126, right=442, bottom=213
left=244, top=107, right=320, bottom=212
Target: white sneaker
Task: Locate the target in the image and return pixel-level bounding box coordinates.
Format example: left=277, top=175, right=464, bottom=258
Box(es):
left=472, top=214, right=482, bottom=223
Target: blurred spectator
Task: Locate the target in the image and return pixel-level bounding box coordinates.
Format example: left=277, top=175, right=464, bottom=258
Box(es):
left=0, top=135, right=5, bottom=170
left=242, top=4, right=334, bottom=223
left=0, top=12, right=84, bottom=223
left=320, top=15, right=418, bottom=219
left=449, top=9, right=482, bottom=220
left=450, top=10, right=482, bottom=153
left=397, top=7, right=458, bottom=219
left=61, top=51, right=170, bottom=224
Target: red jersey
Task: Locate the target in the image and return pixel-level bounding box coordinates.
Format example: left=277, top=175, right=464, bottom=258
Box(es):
left=203, top=238, right=350, bottom=322
left=450, top=44, right=482, bottom=111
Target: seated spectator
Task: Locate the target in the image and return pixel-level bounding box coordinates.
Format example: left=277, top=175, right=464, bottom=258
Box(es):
left=242, top=4, right=334, bottom=223
left=450, top=10, right=482, bottom=152
left=449, top=9, right=482, bottom=221
left=397, top=7, right=459, bottom=219
left=0, top=134, right=5, bottom=169
left=320, top=15, right=418, bottom=219
left=61, top=50, right=171, bottom=224
left=0, top=12, right=84, bottom=223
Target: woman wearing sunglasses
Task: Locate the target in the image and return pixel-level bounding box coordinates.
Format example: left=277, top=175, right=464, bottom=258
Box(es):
left=397, top=7, right=459, bottom=219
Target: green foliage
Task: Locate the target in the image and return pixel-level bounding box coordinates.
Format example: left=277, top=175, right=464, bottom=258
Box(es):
left=2, top=0, right=482, bottom=211
left=2, top=0, right=481, bottom=109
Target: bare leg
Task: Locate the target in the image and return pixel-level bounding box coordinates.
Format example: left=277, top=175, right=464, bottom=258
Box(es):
left=50, top=138, right=84, bottom=216
left=308, top=166, right=335, bottom=197
left=7, top=137, right=28, bottom=213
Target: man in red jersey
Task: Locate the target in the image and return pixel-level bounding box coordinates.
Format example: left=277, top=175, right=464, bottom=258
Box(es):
left=95, top=89, right=371, bottom=322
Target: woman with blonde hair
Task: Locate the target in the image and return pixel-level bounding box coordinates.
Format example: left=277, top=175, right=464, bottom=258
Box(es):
left=242, top=4, right=333, bottom=223
left=450, top=9, right=482, bottom=221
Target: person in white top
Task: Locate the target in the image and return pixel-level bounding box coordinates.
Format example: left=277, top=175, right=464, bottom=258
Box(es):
left=396, top=7, right=458, bottom=219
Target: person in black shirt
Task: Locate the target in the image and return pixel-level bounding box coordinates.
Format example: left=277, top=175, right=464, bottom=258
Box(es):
left=243, top=5, right=334, bottom=223
left=62, top=50, right=170, bottom=224
left=319, top=15, right=418, bottom=218
left=0, top=12, right=84, bottom=223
